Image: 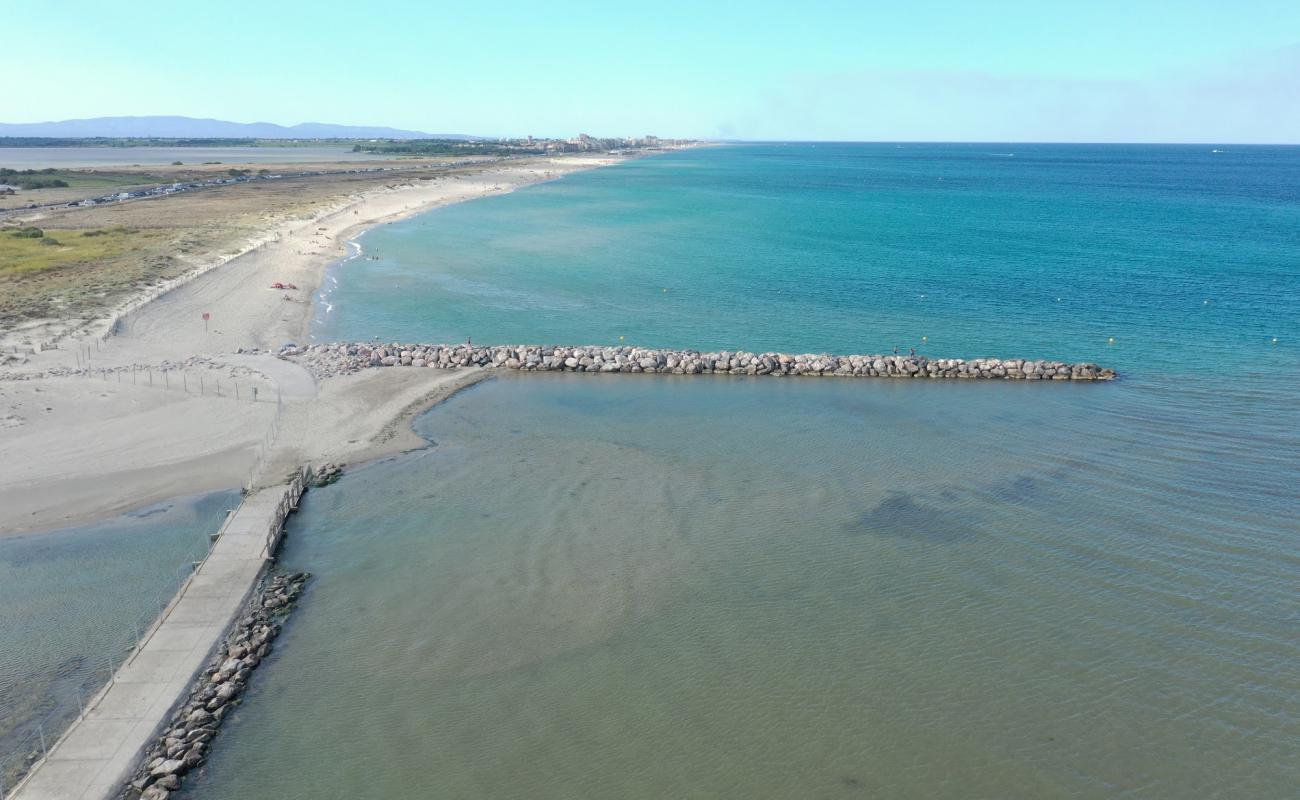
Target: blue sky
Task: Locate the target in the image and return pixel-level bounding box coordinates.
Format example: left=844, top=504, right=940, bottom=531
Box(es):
left=6, top=0, right=1299, bottom=142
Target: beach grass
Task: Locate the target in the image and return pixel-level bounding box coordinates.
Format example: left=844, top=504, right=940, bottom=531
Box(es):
left=0, top=226, right=177, bottom=325
left=0, top=227, right=156, bottom=275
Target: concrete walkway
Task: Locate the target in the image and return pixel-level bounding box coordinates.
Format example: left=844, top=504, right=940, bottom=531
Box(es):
left=7, top=479, right=305, bottom=800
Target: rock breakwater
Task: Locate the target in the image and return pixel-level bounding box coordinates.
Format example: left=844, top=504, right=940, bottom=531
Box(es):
left=118, top=572, right=310, bottom=800
left=289, top=343, right=1115, bottom=381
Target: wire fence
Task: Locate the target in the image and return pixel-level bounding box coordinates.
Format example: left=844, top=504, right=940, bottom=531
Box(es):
left=246, top=392, right=286, bottom=492
left=75, top=362, right=278, bottom=404
left=29, top=336, right=286, bottom=413
left=0, top=505, right=240, bottom=798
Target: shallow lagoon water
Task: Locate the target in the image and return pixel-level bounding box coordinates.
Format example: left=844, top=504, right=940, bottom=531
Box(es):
left=184, top=374, right=1297, bottom=799
left=0, top=490, right=240, bottom=780
left=0, top=146, right=383, bottom=169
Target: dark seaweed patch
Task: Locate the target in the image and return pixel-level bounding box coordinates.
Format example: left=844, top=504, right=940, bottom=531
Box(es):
left=847, top=491, right=983, bottom=543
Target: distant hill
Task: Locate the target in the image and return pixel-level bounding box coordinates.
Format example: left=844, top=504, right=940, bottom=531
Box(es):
left=0, top=116, right=470, bottom=140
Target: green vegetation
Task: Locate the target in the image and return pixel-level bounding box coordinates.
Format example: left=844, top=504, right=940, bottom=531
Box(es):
left=1, top=226, right=156, bottom=277
left=0, top=167, right=160, bottom=191
left=0, top=225, right=170, bottom=325
left=0, top=168, right=69, bottom=189
left=17, top=178, right=69, bottom=189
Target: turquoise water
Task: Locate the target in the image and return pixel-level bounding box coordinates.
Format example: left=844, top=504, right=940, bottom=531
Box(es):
left=315, top=143, right=1298, bottom=377
left=186, top=144, right=1300, bottom=798
left=0, top=490, right=240, bottom=782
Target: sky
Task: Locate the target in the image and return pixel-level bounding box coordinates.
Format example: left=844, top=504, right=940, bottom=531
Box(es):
left=5, top=0, right=1299, bottom=142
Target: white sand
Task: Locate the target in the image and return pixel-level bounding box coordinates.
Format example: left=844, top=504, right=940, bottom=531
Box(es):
left=0, top=155, right=624, bottom=535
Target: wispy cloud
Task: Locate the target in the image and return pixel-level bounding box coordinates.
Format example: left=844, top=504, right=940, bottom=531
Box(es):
left=723, top=44, right=1300, bottom=143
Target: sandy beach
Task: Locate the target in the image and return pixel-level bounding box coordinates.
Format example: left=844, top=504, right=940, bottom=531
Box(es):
left=0, top=154, right=626, bottom=535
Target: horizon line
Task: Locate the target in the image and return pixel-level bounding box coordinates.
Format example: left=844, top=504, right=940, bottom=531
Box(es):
left=2, top=134, right=1299, bottom=147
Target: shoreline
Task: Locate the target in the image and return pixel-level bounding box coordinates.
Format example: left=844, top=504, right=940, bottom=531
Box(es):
left=0, top=152, right=640, bottom=536
left=299, top=154, right=638, bottom=344
left=302, top=154, right=633, bottom=343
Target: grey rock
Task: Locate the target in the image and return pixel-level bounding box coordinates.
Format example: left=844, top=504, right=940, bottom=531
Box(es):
left=149, top=758, right=185, bottom=777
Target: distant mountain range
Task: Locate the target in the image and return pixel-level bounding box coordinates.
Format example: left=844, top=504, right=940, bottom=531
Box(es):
left=0, top=116, right=470, bottom=140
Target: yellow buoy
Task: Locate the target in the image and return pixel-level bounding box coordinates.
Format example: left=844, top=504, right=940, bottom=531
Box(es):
left=921, top=336, right=928, bottom=342
left=619, top=336, right=625, bottom=341
left=1108, top=337, right=1116, bottom=344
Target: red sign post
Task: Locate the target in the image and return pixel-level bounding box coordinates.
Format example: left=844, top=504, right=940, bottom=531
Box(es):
left=202, top=312, right=210, bottom=332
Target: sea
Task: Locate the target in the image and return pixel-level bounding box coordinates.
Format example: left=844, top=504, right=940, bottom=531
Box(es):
left=201, top=143, right=1293, bottom=797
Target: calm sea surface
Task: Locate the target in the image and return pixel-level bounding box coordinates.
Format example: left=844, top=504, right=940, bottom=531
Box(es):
left=0, top=490, right=239, bottom=782
left=193, top=144, right=1296, bottom=798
